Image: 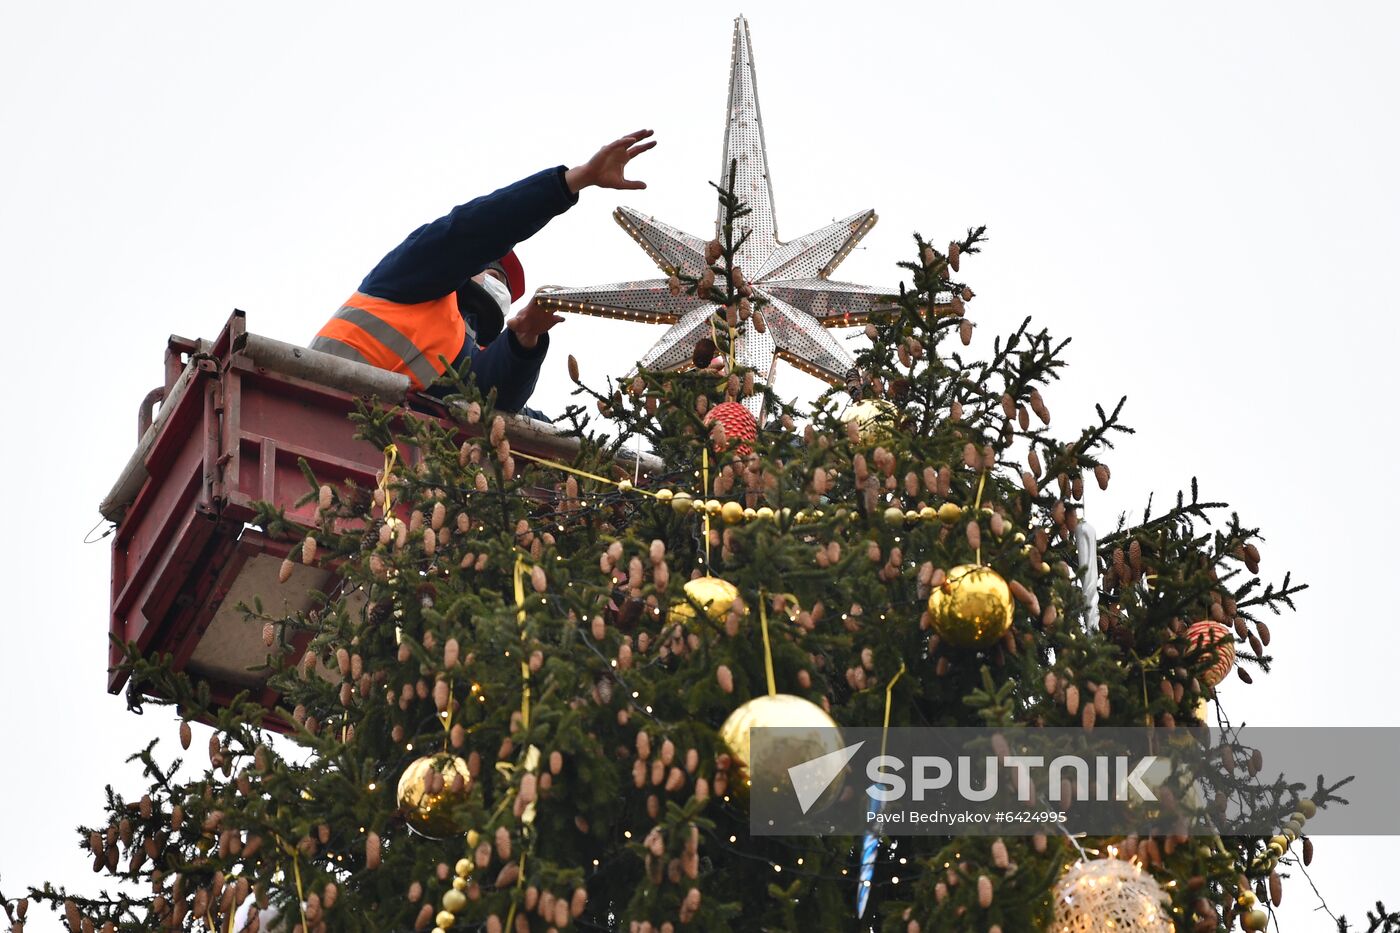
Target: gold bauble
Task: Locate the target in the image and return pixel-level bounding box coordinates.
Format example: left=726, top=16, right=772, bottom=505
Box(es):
left=1241, top=907, right=1271, bottom=931
left=936, top=502, right=963, bottom=524
left=397, top=753, right=474, bottom=838
left=718, top=693, right=846, bottom=810
left=671, top=491, right=694, bottom=514
left=721, top=501, right=745, bottom=524
left=926, top=564, right=1014, bottom=648
left=839, top=399, right=898, bottom=445
left=669, top=576, right=743, bottom=624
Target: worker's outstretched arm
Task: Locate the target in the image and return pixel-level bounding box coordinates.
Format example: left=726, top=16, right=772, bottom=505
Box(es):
left=361, top=130, right=657, bottom=304
left=360, top=167, right=576, bottom=304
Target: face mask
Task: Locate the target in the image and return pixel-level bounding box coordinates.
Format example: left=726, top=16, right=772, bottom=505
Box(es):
left=478, top=273, right=513, bottom=318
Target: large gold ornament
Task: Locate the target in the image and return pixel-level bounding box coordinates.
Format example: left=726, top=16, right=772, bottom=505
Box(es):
left=397, top=753, right=474, bottom=838
left=1051, top=858, right=1173, bottom=932
left=668, top=576, right=744, bottom=624
left=927, top=564, right=1014, bottom=648
left=718, top=693, right=845, bottom=810
left=839, top=399, right=898, bottom=445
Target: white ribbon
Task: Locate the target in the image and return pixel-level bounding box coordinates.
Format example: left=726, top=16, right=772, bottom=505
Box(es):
left=1074, top=518, right=1100, bottom=631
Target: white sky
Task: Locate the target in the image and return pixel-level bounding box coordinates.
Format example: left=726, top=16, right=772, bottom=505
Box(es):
left=2, top=1, right=1397, bottom=927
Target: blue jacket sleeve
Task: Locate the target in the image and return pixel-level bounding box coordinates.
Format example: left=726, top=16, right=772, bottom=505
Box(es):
left=360, top=166, right=579, bottom=304
left=454, top=330, right=550, bottom=413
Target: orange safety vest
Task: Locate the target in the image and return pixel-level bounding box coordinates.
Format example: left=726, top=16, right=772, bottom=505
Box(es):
left=310, top=292, right=472, bottom=390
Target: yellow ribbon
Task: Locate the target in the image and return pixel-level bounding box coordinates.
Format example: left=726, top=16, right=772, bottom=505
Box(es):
left=378, top=443, right=399, bottom=519
left=439, top=682, right=455, bottom=749
left=973, top=470, right=988, bottom=564
left=291, top=854, right=306, bottom=929
left=509, top=448, right=667, bottom=499
left=758, top=590, right=777, bottom=698
left=513, top=555, right=531, bottom=730
left=879, top=663, right=908, bottom=761
left=271, top=839, right=308, bottom=933
left=702, top=448, right=712, bottom=568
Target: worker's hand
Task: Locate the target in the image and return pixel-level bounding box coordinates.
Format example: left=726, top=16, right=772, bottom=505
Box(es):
left=506, top=296, right=565, bottom=350
left=566, top=130, right=656, bottom=193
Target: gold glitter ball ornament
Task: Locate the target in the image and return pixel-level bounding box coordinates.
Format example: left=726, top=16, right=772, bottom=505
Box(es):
left=718, top=693, right=845, bottom=809
left=927, top=564, right=1014, bottom=648
left=839, top=399, right=898, bottom=445
left=397, top=753, right=474, bottom=838
left=668, top=576, right=743, bottom=624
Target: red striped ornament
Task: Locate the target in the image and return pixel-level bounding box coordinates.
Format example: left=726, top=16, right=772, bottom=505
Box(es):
left=1186, top=620, right=1236, bottom=687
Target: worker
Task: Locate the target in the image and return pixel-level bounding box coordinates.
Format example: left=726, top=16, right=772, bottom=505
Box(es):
left=311, top=130, right=657, bottom=412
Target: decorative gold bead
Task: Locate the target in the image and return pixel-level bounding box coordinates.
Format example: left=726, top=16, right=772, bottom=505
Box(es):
left=455, top=858, right=471, bottom=878
left=705, top=499, right=723, bottom=516
left=442, top=889, right=467, bottom=913
left=436, top=911, right=456, bottom=928
left=743, top=507, right=756, bottom=520
left=654, top=488, right=674, bottom=502
left=1013, top=532, right=1027, bottom=543
left=672, top=491, right=694, bottom=514
left=905, top=510, right=920, bottom=523
left=936, top=502, right=962, bottom=524
left=721, top=501, right=745, bottom=524
left=755, top=506, right=775, bottom=521
left=919, top=506, right=937, bottom=522
left=452, top=877, right=467, bottom=891
left=883, top=506, right=907, bottom=526
left=617, top=479, right=633, bottom=492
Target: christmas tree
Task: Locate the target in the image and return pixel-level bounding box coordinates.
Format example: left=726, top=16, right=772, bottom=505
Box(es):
left=6, top=162, right=1334, bottom=933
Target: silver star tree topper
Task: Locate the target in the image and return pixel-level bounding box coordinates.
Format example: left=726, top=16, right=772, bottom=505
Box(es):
left=537, top=16, right=888, bottom=408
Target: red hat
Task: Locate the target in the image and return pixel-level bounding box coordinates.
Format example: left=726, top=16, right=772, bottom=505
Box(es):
left=499, top=250, right=526, bottom=302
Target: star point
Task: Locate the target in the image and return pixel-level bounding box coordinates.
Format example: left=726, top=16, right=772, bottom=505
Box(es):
left=537, top=16, right=892, bottom=401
